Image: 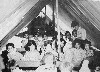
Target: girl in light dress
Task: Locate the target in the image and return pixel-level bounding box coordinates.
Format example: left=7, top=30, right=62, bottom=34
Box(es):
left=63, top=31, right=73, bottom=55
left=5, top=43, right=23, bottom=72
left=57, top=31, right=74, bottom=72
left=7, top=43, right=23, bottom=61
left=79, top=59, right=91, bottom=72
left=59, top=44, right=73, bottom=72
left=23, top=40, right=41, bottom=61
left=35, top=52, right=57, bottom=72
left=59, top=39, right=86, bottom=72
left=83, top=39, right=94, bottom=58
left=40, top=43, right=58, bottom=61
left=59, top=38, right=73, bottom=72
left=71, top=39, right=86, bottom=72
left=78, top=40, right=94, bottom=72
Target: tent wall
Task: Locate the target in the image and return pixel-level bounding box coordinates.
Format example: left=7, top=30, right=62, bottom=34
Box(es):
left=0, top=0, right=38, bottom=41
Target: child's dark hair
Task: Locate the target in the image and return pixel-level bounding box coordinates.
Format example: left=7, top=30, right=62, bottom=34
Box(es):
left=6, top=43, right=14, bottom=50
left=27, top=40, right=37, bottom=47
left=72, top=29, right=77, bottom=36
left=65, top=31, right=71, bottom=37
left=24, top=40, right=37, bottom=51
left=83, top=39, right=91, bottom=46
left=72, top=39, right=84, bottom=49
left=60, top=38, right=66, bottom=46
left=65, top=31, right=72, bottom=41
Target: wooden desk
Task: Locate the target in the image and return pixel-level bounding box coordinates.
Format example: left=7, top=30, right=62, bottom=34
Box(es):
left=16, top=61, right=40, bottom=67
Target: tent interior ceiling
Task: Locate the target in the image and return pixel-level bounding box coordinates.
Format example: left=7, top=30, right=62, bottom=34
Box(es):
left=1, top=0, right=100, bottom=48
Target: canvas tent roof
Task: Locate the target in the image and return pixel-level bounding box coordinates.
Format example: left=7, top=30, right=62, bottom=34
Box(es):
left=0, top=0, right=51, bottom=48
left=0, top=0, right=100, bottom=49
left=56, top=0, right=100, bottom=48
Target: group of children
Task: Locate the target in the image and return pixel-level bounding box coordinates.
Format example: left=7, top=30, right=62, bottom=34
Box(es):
left=0, top=20, right=100, bottom=72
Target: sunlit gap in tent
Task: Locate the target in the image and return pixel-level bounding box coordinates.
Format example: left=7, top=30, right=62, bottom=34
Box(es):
left=19, top=27, right=28, bottom=33
left=38, top=5, right=72, bottom=34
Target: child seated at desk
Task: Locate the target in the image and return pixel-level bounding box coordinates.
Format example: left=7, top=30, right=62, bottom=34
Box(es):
left=6, top=43, right=23, bottom=61
left=35, top=52, right=57, bottom=72
left=23, top=40, right=41, bottom=61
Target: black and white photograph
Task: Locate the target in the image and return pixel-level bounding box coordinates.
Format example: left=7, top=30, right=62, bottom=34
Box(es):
left=0, top=0, right=100, bottom=72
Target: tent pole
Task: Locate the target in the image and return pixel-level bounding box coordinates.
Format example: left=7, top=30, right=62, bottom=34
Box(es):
left=52, top=0, right=55, bottom=28
left=56, top=0, right=60, bottom=53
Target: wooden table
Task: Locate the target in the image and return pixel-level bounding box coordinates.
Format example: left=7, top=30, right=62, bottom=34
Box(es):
left=16, top=61, right=40, bottom=67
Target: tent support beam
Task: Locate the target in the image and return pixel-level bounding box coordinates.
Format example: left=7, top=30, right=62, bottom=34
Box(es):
left=56, top=0, right=60, bottom=53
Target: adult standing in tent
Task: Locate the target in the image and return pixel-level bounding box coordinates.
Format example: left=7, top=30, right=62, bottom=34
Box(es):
left=71, top=20, right=86, bottom=40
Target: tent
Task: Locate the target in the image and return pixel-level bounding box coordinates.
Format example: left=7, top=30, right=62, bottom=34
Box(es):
left=0, top=0, right=100, bottom=49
